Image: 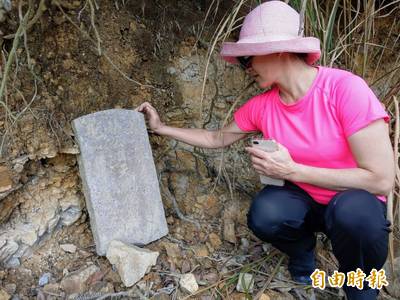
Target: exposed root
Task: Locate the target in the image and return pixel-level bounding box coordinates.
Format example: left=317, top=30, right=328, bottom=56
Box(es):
left=88, top=0, right=102, bottom=56
left=160, top=181, right=201, bottom=230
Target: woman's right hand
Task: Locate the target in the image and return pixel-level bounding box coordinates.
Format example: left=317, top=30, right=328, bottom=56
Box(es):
left=135, top=102, right=165, bottom=133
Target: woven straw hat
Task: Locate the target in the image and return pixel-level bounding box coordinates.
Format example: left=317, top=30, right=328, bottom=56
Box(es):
left=220, top=1, right=321, bottom=65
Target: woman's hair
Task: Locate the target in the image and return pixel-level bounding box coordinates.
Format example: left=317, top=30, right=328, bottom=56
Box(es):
left=293, top=52, right=308, bottom=61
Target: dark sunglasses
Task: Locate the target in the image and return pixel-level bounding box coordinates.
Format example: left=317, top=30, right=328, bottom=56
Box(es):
left=237, top=56, right=253, bottom=69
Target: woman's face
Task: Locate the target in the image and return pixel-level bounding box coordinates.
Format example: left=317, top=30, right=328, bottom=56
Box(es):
left=246, top=53, right=282, bottom=89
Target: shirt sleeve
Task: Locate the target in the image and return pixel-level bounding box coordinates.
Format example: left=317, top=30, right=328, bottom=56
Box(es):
left=233, top=95, right=264, bottom=132
left=335, top=75, right=390, bottom=137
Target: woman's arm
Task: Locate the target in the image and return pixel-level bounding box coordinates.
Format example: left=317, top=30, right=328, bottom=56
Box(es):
left=135, top=102, right=250, bottom=149
left=289, top=119, right=395, bottom=195
left=246, top=119, right=395, bottom=196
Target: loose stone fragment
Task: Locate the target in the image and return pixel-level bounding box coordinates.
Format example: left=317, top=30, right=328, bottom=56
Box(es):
left=60, top=243, right=77, bottom=253
left=39, top=273, right=52, bottom=286
left=61, top=265, right=100, bottom=294
left=180, top=273, right=199, bottom=294
left=106, top=240, right=159, bottom=287
left=0, top=166, right=12, bottom=193
left=0, top=289, right=10, bottom=300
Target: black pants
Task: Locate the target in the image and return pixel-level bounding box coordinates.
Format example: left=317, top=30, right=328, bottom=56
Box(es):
left=247, top=181, right=391, bottom=300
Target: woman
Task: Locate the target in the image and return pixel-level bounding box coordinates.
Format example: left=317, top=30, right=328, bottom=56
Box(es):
left=136, top=1, right=394, bottom=299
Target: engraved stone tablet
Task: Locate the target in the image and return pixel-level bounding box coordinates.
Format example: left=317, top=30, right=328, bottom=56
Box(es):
left=72, top=109, right=168, bottom=255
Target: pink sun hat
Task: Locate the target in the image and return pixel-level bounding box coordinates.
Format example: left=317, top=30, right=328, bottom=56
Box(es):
left=220, top=1, right=321, bottom=65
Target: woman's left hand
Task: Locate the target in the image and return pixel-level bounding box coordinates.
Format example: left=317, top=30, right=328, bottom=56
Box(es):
left=245, top=142, right=297, bottom=180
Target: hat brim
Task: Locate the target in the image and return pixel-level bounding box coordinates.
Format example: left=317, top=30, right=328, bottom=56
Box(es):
left=220, top=37, right=321, bottom=65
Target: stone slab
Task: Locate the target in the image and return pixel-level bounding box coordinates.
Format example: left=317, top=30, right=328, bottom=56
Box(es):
left=72, top=109, right=168, bottom=255
left=0, top=166, right=12, bottom=193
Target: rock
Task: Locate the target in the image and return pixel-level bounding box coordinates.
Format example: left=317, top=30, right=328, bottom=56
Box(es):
left=229, top=292, right=247, bottom=300
left=262, top=243, right=271, bottom=253
left=2, top=0, right=11, bottom=11
left=16, top=225, right=38, bottom=246
left=180, top=273, right=199, bottom=294
left=0, top=10, right=5, bottom=24
left=60, top=243, right=77, bottom=253
left=208, top=233, right=222, bottom=249
left=193, top=245, right=209, bottom=257
left=163, top=242, right=181, bottom=259
left=59, top=194, right=82, bottom=226
left=72, top=109, right=168, bottom=255
left=4, top=257, right=20, bottom=268
left=59, top=146, right=80, bottom=154
left=39, top=273, right=52, bottom=286
left=181, top=260, right=191, bottom=273
left=203, top=272, right=218, bottom=284
left=0, top=195, right=20, bottom=224
left=259, top=294, right=270, bottom=300
left=163, top=242, right=181, bottom=267
left=61, top=265, right=100, bottom=295
left=0, top=166, right=12, bottom=192
left=0, top=240, right=19, bottom=263
left=3, top=284, right=15, bottom=295
left=167, top=67, right=177, bottom=75
left=265, top=290, right=295, bottom=300
left=43, top=283, right=60, bottom=294
left=106, top=240, right=159, bottom=287
left=223, top=213, right=236, bottom=243
left=240, top=238, right=249, bottom=253
left=384, top=257, right=400, bottom=298
left=236, top=273, right=254, bottom=293
left=0, top=289, right=10, bottom=300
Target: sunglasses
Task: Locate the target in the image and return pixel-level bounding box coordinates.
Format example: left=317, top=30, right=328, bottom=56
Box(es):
left=237, top=56, right=253, bottom=69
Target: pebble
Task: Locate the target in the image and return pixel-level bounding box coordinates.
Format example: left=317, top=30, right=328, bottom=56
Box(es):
left=0, top=289, right=10, bottom=300
left=4, top=257, right=20, bottom=269
left=179, top=273, right=199, bottom=294
left=39, top=273, right=52, bottom=286
left=3, top=284, right=16, bottom=295
left=208, top=233, right=222, bottom=249
left=60, top=243, right=77, bottom=253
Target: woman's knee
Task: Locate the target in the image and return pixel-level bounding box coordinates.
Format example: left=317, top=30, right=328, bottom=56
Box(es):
left=247, top=186, right=309, bottom=241
left=325, top=189, right=389, bottom=240
left=247, top=208, right=279, bottom=241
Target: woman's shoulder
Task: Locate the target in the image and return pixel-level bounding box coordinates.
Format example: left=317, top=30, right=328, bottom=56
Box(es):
left=247, top=87, right=278, bottom=103
left=318, top=66, right=356, bottom=81
left=317, top=66, right=367, bottom=91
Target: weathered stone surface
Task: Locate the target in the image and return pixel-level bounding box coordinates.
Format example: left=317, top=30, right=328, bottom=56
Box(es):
left=60, top=243, right=77, bottom=253
left=0, top=240, right=18, bottom=262
left=72, top=109, right=168, bottom=255
left=61, top=265, right=100, bottom=294
left=223, top=208, right=236, bottom=244
left=384, top=257, right=400, bottom=298
left=106, top=240, right=159, bottom=287
left=208, top=233, right=222, bottom=249
left=180, top=273, right=199, bottom=294
left=0, top=289, right=10, bottom=300
left=0, top=166, right=12, bottom=193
